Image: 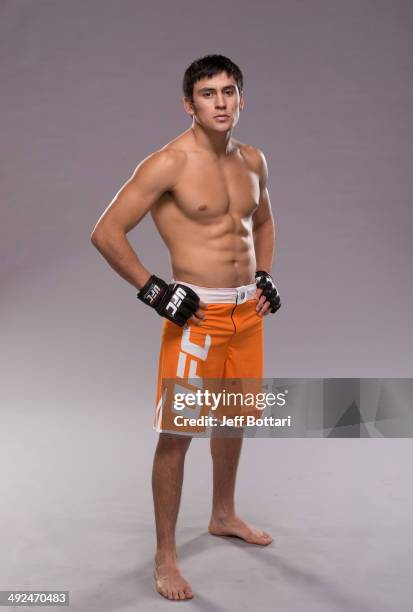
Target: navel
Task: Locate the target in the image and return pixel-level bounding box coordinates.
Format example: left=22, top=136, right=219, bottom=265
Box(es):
left=198, top=205, right=208, bottom=211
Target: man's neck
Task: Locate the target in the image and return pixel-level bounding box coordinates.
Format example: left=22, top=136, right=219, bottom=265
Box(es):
left=189, top=122, right=236, bottom=159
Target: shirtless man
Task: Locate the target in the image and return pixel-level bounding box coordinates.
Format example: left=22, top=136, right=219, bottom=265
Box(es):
left=90, top=54, right=281, bottom=601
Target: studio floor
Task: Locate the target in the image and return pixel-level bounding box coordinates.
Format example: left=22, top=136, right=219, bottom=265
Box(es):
left=1, top=404, right=412, bottom=611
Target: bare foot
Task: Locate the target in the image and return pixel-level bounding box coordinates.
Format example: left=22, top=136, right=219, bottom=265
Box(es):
left=208, top=515, right=273, bottom=545
left=154, top=554, right=194, bottom=601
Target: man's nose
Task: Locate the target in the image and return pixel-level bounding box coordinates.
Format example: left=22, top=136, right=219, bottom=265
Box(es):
left=215, top=94, right=226, bottom=108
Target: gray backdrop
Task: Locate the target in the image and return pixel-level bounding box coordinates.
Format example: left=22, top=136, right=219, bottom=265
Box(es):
left=1, top=1, right=412, bottom=610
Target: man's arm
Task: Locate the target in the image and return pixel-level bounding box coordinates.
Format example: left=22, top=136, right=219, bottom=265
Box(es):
left=252, top=149, right=275, bottom=274
left=90, top=149, right=185, bottom=290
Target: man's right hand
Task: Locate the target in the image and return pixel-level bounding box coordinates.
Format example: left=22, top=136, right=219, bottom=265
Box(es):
left=137, top=274, right=207, bottom=327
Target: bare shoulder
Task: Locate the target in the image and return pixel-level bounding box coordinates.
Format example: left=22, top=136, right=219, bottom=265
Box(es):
left=126, top=145, right=187, bottom=195
left=235, top=141, right=268, bottom=182
left=134, top=145, right=187, bottom=175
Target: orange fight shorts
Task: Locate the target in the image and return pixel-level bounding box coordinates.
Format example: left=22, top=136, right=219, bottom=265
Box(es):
left=154, top=280, right=264, bottom=435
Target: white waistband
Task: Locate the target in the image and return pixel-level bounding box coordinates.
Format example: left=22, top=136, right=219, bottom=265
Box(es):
left=171, top=279, right=257, bottom=304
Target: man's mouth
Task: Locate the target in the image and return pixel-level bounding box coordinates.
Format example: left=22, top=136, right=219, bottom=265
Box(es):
left=214, top=115, right=230, bottom=121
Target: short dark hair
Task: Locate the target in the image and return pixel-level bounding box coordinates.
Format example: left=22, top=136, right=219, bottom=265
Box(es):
left=182, top=54, right=243, bottom=101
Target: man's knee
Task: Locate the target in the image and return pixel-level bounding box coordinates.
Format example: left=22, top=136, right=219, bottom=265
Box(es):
left=157, top=432, right=192, bottom=453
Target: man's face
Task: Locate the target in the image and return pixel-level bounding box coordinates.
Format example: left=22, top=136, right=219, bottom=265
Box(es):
left=184, top=71, right=244, bottom=131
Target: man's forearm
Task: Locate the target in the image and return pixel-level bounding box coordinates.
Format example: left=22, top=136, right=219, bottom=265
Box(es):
left=91, top=230, right=151, bottom=290
left=253, top=218, right=275, bottom=274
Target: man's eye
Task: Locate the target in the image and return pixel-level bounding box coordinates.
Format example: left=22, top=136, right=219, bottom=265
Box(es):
left=225, top=90, right=234, bottom=95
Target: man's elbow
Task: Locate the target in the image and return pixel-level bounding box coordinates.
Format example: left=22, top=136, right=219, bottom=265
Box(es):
left=90, top=227, right=103, bottom=247
left=90, top=223, right=127, bottom=249
left=90, top=223, right=111, bottom=249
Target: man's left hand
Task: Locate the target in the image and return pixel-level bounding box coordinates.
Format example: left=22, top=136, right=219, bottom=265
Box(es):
left=254, top=271, right=281, bottom=317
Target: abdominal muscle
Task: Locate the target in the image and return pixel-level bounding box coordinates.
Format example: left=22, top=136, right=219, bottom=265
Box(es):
left=152, top=207, right=257, bottom=288
left=172, top=240, right=257, bottom=288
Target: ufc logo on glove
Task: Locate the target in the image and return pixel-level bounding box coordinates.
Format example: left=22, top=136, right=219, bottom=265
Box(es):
left=166, top=287, right=187, bottom=316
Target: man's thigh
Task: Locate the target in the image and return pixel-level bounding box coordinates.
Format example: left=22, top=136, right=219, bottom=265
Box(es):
left=154, top=304, right=234, bottom=434
left=215, top=299, right=264, bottom=423
left=224, top=299, right=264, bottom=378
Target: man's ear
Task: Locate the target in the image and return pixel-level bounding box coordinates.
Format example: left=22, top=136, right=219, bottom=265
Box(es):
left=183, top=96, right=194, bottom=117
left=239, top=93, right=244, bottom=111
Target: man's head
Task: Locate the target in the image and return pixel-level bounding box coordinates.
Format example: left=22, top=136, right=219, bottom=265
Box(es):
left=182, top=54, right=244, bottom=132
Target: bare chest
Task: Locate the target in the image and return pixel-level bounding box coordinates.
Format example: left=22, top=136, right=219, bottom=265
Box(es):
left=171, top=155, right=260, bottom=221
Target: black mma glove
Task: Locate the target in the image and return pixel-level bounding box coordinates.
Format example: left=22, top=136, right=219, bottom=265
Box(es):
left=137, top=274, right=200, bottom=327
left=255, top=270, right=281, bottom=314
